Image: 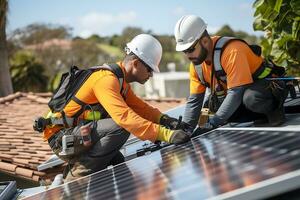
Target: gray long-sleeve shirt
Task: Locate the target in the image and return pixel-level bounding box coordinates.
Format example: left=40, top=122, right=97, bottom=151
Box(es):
left=183, top=86, right=246, bottom=128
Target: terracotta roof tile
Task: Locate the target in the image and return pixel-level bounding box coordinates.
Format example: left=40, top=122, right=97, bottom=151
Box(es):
left=14, top=155, right=31, bottom=159
left=13, top=158, right=29, bottom=165
left=0, top=92, right=185, bottom=183
left=0, top=154, right=13, bottom=160
left=15, top=167, right=33, bottom=178
left=0, top=161, right=17, bottom=172
left=32, top=175, right=40, bottom=182
left=33, top=171, right=46, bottom=176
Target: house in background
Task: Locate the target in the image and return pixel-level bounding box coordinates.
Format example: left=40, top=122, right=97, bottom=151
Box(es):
left=131, top=62, right=190, bottom=98
left=131, top=71, right=190, bottom=98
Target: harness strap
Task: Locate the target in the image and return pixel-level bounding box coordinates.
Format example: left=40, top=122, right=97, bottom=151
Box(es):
left=72, top=96, right=87, bottom=119
left=213, top=37, right=234, bottom=82
left=94, top=63, right=124, bottom=95
left=61, top=111, right=72, bottom=127
left=194, top=64, right=209, bottom=87
left=252, top=60, right=273, bottom=79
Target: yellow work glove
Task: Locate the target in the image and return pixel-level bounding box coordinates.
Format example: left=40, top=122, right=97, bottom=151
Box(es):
left=157, top=126, right=190, bottom=144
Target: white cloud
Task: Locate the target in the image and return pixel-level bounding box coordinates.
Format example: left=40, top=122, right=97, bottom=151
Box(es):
left=172, top=6, right=186, bottom=16
left=77, top=11, right=137, bottom=38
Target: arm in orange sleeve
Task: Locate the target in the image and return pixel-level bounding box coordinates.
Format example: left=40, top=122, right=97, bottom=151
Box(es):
left=125, top=87, right=162, bottom=123
left=93, top=74, right=159, bottom=142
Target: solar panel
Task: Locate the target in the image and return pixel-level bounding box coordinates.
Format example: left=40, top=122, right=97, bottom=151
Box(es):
left=24, top=128, right=300, bottom=200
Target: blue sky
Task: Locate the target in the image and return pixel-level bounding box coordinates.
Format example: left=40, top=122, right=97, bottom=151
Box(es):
left=8, top=0, right=263, bottom=38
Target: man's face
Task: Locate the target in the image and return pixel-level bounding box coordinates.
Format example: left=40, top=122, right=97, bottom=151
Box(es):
left=133, top=59, right=153, bottom=84
left=183, top=39, right=208, bottom=65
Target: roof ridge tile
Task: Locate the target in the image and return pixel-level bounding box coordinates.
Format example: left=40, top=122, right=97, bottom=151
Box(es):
left=0, top=92, right=23, bottom=104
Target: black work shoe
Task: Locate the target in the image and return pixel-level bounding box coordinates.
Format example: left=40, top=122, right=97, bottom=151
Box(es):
left=266, top=106, right=286, bottom=126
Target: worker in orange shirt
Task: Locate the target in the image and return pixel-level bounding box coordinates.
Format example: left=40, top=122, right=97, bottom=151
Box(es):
left=44, top=34, right=191, bottom=182
left=174, top=15, right=288, bottom=130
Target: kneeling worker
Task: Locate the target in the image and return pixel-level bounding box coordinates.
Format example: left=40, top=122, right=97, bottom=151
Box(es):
left=39, top=34, right=191, bottom=182
left=174, top=15, right=288, bottom=130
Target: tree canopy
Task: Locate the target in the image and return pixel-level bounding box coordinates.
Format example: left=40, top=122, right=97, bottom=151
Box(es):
left=253, top=0, right=300, bottom=71
left=10, top=23, right=72, bottom=46
left=6, top=22, right=261, bottom=92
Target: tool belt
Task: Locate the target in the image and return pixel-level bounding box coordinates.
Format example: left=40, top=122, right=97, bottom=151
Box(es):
left=47, top=123, right=99, bottom=161
left=253, top=59, right=286, bottom=80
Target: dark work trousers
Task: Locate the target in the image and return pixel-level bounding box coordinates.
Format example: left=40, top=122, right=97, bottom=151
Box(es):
left=228, top=79, right=288, bottom=123
left=49, top=118, right=130, bottom=183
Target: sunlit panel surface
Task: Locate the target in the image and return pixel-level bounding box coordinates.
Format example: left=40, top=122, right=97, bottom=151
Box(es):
left=25, top=129, right=300, bottom=200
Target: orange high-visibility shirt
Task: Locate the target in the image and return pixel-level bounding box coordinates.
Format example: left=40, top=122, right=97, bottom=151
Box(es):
left=189, top=36, right=264, bottom=94
left=61, top=62, right=161, bottom=142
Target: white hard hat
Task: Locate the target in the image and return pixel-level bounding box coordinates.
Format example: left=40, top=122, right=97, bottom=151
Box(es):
left=125, top=34, right=162, bottom=73
left=174, top=15, right=207, bottom=51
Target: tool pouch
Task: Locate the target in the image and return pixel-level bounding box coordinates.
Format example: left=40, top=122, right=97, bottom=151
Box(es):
left=48, top=127, right=97, bottom=161
left=268, top=80, right=288, bottom=109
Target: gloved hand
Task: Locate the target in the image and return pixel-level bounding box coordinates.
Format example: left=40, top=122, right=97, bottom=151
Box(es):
left=159, top=114, right=180, bottom=129
left=157, top=126, right=190, bottom=145
left=160, top=115, right=193, bottom=132
left=169, top=130, right=190, bottom=144
left=179, top=121, right=194, bottom=133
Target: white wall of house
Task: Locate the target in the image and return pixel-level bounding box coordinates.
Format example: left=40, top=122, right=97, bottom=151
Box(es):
left=131, top=72, right=190, bottom=98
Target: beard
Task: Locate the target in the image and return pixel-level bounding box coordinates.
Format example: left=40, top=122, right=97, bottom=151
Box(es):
left=191, top=44, right=208, bottom=65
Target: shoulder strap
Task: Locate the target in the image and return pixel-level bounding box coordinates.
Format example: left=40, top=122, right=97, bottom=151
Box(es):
left=194, top=64, right=209, bottom=87
left=105, top=63, right=125, bottom=95
left=213, top=36, right=235, bottom=82
left=90, top=63, right=125, bottom=94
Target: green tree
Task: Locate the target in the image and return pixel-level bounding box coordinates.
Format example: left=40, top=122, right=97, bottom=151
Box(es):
left=215, top=25, right=236, bottom=37
left=10, top=51, right=48, bottom=92
left=120, top=27, right=144, bottom=48
left=253, top=0, right=300, bottom=72
left=157, top=35, right=176, bottom=52
left=0, top=0, right=13, bottom=96
left=33, top=45, right=70, bottom=81
left=70, top=38, right=109, bottom=68
left=87, top=34, right=105, bottom=44
left=11, top=23, right=72, bottom=46
left=110, top=27, right=144, bottom=48
left=156, top=34, right=189, bottom=72
left=215, top=25, right=259, bottom=44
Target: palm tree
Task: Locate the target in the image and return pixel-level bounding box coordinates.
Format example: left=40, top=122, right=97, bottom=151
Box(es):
left=0, top=0, right=13, bottom=97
